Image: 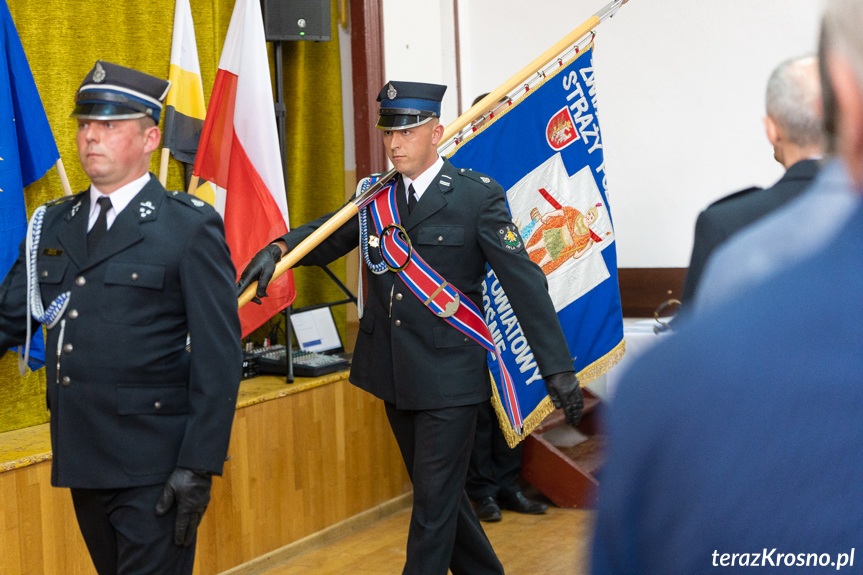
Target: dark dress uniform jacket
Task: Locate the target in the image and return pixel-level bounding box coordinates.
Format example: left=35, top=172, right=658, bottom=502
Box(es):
left=281, top=159, right=574, bottom=409
left=0, top=175, right=242, bottom=489
left=682, top=159, right=820, bottom=303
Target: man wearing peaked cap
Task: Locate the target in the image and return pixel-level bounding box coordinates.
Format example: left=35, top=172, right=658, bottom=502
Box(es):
left=239, top=80, right=582, bottom=574
left=72, top=60, right=173, bottom=122
left=375, top=80, right=448, bottom=129
left=0, top=60, right=241, bottom=575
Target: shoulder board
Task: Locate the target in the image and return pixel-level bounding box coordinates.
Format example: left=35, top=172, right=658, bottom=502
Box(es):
left=455, top=168, right=494, bottom=187
left=166, top=190, right=211, bottom=211
left=43, top=192, right=84, bottom=209
left=707, top=186, right=762, bottom=209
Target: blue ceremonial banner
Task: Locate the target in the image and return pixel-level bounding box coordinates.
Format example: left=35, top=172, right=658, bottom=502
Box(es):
left=1, top=0, right=60, bottom=370
left=448, top=43, right=624, bottom=444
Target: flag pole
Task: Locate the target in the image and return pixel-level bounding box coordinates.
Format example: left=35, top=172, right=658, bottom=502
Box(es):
left=158, top=147, right=170, bottom=187
left=187, top=174, right=199, bottom=196
left=55, top=158, right=73, bottom=197
left=238, top=0, right=631, bottom=309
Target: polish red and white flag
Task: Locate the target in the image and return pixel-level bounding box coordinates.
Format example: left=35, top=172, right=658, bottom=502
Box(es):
left=193, top=0, right=295, bottom=336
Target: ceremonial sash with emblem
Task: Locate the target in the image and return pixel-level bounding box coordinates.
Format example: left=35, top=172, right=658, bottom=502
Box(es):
left=360, top=179, right=526, bottom=434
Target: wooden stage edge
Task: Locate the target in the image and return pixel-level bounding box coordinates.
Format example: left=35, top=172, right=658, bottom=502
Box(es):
left=0, top=371, right=413, bottom=575
left=0, top=371, right=354, bottom=473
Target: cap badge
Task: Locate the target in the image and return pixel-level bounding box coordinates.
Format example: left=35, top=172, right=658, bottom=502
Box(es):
left=139, top=201, right=155, bottom=218
left=191, top=198, right=205, bottom=207
left=387, top=83, right=397, bottom=100
left=93, top=62, right=106, bottom=83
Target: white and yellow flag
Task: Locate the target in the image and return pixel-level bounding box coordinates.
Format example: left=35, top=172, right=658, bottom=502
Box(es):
left=163, top=0, right=215, bottom=204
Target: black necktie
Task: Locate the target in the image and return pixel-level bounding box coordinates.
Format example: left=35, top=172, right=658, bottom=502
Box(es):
left=408, top=184, right=418, bottom=215
left=87, top=196, right=112, bottom=252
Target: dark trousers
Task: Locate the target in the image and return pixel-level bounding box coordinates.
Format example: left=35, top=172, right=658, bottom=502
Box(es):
left=71, top=484, right=196, bottom=575
left=466, top=399, right=523, bottom=501
left=385, top=401, right=504, bottom=575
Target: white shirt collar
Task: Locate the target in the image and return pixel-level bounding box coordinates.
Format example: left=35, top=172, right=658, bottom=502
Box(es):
left=88, top=172, right=151, bottom=230
left=402, top=156, right=444, bottom=201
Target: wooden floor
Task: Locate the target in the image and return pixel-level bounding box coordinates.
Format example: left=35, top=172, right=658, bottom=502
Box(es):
left=252, top=496, right=595, bottom=574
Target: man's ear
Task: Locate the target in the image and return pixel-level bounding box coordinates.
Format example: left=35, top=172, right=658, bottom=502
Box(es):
left=763, top=116, right=780, bottom=147
left=143, top=125, right=162, bottom=154
left=430, top=121, right=444, bottom=146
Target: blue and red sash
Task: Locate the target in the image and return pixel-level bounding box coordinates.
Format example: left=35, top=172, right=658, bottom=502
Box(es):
left=365, top=181, right=525, bottom=434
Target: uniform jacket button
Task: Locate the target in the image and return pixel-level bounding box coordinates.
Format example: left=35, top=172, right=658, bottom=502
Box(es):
left=438, top=236, right=444, bottom=242
left=464, top=337, right=469, bottom=343
left=395, top=293, right=403, bottom=301
left=41, top=270, right=48, bottom=278
left=63, top=343, right=73, bottom=354
left=68, top=309, right=79, bottom=319
left=394, top=320, right=402, bottom=327
left=61, top=376, right=71, bottom=387
left=154, top=401, right=162, bottom=410
left=131, top=273, right=139, bottom=281
left=75, top=276, right=86, bottom=286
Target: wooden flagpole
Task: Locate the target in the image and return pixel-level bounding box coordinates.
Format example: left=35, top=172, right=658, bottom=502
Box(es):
left=158, top=147, right=170, bottom=187
left=238, top=0, right=630, bottom=309
left=55, top=158, right=73, bottom=196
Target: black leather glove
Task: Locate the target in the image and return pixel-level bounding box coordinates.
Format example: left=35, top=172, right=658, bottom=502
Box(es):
left=236, top=243, right=283, bottom=304
left=155, top=467, right=213, bottom=547
left=545, top=371, right=584, bottom=426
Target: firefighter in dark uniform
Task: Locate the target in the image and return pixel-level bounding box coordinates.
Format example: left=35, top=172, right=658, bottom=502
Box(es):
left=237, top=81, right=583, bottom=575
left=0, top=61, right=241, bottom=575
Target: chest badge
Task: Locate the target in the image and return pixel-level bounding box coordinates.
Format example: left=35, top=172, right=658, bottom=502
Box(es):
left=139, top=201, right=155, bottom=218
left=368, top=235, right=380, bottom=248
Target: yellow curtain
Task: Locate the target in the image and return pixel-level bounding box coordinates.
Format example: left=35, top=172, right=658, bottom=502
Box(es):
left=0, top=0, right=345, bottom=433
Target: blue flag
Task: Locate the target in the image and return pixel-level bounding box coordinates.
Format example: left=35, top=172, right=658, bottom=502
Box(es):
left=1, top=0, right=61, bottom=370
left=448, top=43, right=624, bottom=444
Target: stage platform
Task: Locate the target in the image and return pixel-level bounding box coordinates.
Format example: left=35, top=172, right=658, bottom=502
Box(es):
left=0, top=371, right=411, bottom=575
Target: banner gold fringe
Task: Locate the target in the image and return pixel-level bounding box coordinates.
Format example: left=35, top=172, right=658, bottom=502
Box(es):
left=490, top=337, right=625, bottom=448
left=578, top=337, right=626, bottom=386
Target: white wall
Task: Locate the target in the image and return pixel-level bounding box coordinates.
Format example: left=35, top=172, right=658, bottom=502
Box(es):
left=382, top=0, right=826, bottom=267
left=382, top=0, right=460, bottom=123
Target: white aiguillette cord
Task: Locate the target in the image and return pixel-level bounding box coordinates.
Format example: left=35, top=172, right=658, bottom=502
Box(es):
left=19, top=205, right=71, bottom=376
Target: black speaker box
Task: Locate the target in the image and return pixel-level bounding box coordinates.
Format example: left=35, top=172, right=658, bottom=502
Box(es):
left=261, top=0, right=331, bottom=42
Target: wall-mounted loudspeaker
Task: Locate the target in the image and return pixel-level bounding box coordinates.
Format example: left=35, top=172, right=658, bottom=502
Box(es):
left=261, top=0, right=331, bottom=42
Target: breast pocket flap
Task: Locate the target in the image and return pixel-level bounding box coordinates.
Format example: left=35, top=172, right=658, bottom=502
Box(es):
left=417, top=226, right=464, bottom=247
left=37, top=259, right=68, bottom=285
left=105, top=262, right=165, bottom=290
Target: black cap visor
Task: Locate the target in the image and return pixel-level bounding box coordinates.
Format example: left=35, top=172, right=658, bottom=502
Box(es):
left=71, top=102, right=149, bottom=121
left=376, top=109, right=437, bottom=130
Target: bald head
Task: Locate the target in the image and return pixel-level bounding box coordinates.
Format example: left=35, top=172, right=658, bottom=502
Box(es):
left=766, top=56, right=823, bottom=149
